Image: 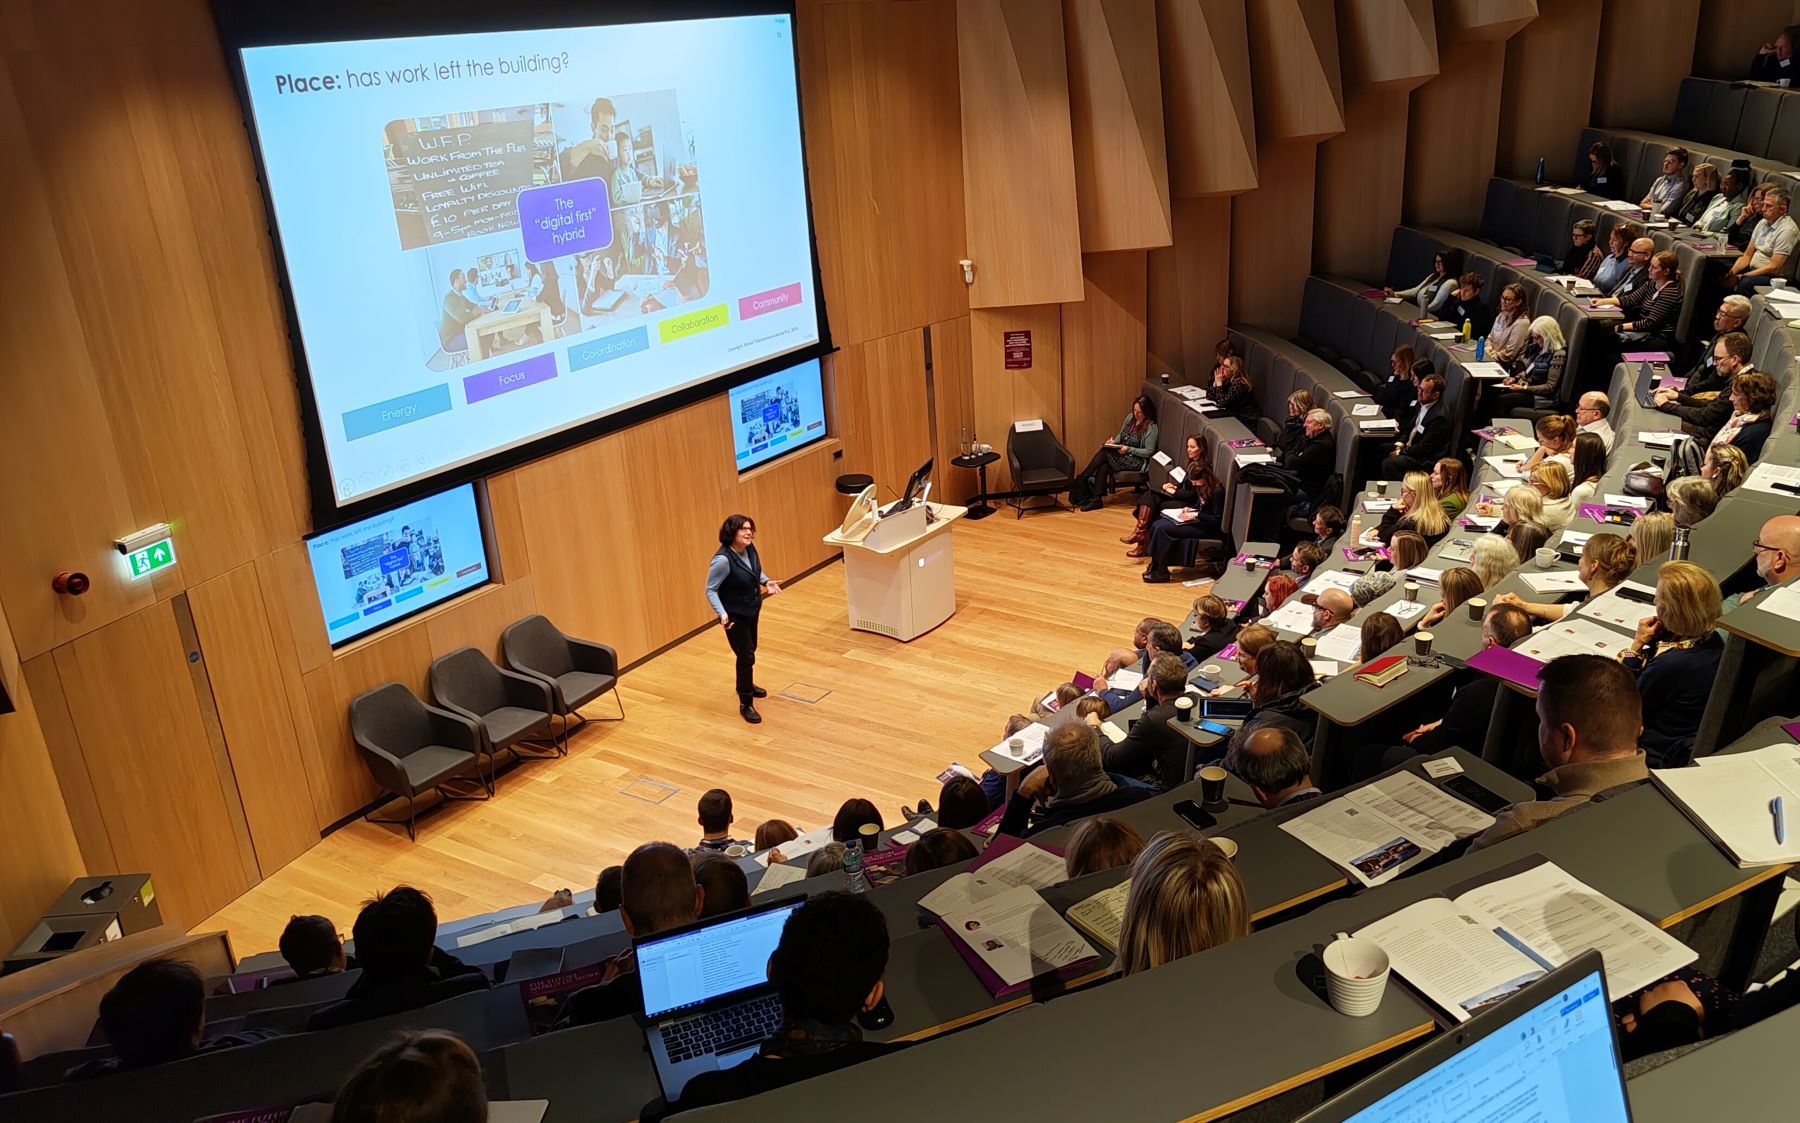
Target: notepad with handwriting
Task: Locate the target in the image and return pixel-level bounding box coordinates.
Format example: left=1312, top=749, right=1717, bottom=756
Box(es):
left=1652, top=746, right=1800, bottom=867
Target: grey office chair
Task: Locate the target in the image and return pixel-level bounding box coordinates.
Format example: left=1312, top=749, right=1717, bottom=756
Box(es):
left=501, top=614, right=624, bottom=750
left=348, top=683, right=486, bottom=841
left=430, top=646, right=560, bottom=784
left=1006, top=422, right=1076, bottom=517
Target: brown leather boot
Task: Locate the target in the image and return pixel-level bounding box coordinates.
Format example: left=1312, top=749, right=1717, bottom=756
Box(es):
left=1119, top=507, right=1151, bottom=544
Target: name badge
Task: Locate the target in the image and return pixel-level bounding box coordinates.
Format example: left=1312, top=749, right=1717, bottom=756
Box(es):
left=1595, top=176, right=1608, bottom=184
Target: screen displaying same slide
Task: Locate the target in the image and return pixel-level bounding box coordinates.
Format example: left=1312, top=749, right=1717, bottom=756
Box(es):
left=235, top=12, right=822, bottom=513
left=728, top=358, right=825, bottom=470
left=306, top=483, right=491, bottom=646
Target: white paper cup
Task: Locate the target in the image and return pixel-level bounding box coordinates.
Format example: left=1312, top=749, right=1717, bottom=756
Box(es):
left=1201, top=664, right=1222, bottom=676
left=1008, top=737, right=1025, bottom=757
left=1322, top=936, right=1391, bottom=1017
left=1209, top=836, right=1239, bottom=860
left=725, top=844, right=747, bottom=858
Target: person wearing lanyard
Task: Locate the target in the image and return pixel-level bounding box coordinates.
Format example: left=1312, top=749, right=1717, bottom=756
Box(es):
left=706, top=514, right=781, bottom=723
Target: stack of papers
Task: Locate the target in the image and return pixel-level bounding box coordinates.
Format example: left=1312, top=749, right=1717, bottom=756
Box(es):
left=1262, top=598, right=1318, bottom=635
left=1518, top=570, right=1588, bottom=594
left=1109, top=667, right=1144, bottom=692
left=1305, top=569, right=1363, bottom=596
left=1637, top=430, right=1681, bottom=449
left=1492, top=432, right=1538, bottom=451
left=1752, top=583, right=1800, bottom=622
left=1484, top=454, right=1529, bottom=478
left=1462, top=362, right=1510, bottom=381
left=1313, top=623, right=1363, bottom=664
left=1577, top=581, right=1656, bottom=629
left=1334, top=389, right=1368, bottom=399
left=1560, top=529, right=1593, bottom=550
left=1352, top=403, right=1382, bottom=417
left=1516, top=618, right=1632, bottom=661
left=985, top=721, right=1050, bottom=767
left=1404, top=566, right=1445, bottom=585
left=1652, top=745, right=1800, bottom=867
left=1362, top=498, right=1396, bottom=513
left=940, top=886, right=1098, bottom=996
left=1743, top=462, right=1800, bottom=498
left=1280, top=773, right=1495, bottom=886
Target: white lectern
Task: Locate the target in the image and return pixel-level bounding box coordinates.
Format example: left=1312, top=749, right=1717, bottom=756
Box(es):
left=824, top=500, right=967, bottom=640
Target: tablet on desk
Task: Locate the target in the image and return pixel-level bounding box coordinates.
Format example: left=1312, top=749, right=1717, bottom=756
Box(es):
left=503, top=298, right=523, bottom=313
left=1200, top=697, right=1253, bottom=721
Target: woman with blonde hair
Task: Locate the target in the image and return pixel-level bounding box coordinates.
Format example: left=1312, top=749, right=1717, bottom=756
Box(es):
left=1620, top=561, right=1724, bottom=767
left=1277, top=389, right=1318, bottom=458
left=1666, top=476, right=1719, bottom=528
left=1478, top=483, right=1543, bottom=532
left=1469, top=535, right=1519, bottom=588
left=1431, top=458, right=1470, bottom=519
left=1211, top=622, right=1278, bottom=698
left=1630, top=512, right=1674, bottom=560
left=1375, top=471, right=1450, bottom=545
left=1530, top=461, right=1575, bottom=531
left=1420, top=567, right=1485, bottom=627
left=1704, top=443, right=1749, bottom=496
left=1491, top=317, right=1567, bottom=411
left=1116, top=832, right=1251, bottom=976
left=1498, top=533, right=1637, bottom=623
left=1382, top=531, right=1428, bottom=575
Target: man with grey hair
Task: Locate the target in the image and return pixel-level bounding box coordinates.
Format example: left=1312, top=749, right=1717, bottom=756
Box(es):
left=1575, top=391, right=1614, bottom=452
left=1103, top=653, right=1197, bottom=790
left=1235, top=727, right=1321, bottom=809
left=1728, top=183, right=1797, bottom=292
left=1281, top=406, right=1337, bottom=509
left=998, top=720, right=1155, bottom=838
left=1660, top=294, right=1748, bottom=399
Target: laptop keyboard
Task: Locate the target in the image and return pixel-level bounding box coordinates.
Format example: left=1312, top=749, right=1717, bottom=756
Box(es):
left=661, top=994, right=784, bottom=1063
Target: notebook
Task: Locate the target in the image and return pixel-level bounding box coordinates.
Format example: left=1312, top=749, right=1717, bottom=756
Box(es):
left=1064, top=879, right=1130, bottom=953
left=1651, top=745, right=1800, bottom=867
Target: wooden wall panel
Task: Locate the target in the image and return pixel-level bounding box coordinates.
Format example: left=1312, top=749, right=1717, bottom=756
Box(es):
left=1062, top=253, right=1151, bottom=457
left=797, top=0, right=969, bottom=345
left=958, top=0, right=1086, bottom=306
left=1336, top=0, right=1438, bottom=89
left=1246, top=0, right=1345, bottom=142
left=1065, top=0, right=1174, bottom=250
left=971, top=307, right=1067, bottom=489
left=1404, top=39, right=1508, bottom=232
left=0, top=601, right=86, bottom=950
left=1230, top=140, right=1319, bottom=336
left=831, top=331, right=935, bottom=495
left=1315, top=89, right=1412, bottom=282
left=1147, top=196, right=1233, bottom=379
left=1692, top=0, right=1800, bottom=79
left=1593, top=0, right=1703, bottom=130
left=20, top=655, right=116, bottom=875
left=928, top=316, right=980, bottom=504
left=1498, top=0, right=1604, bottom=181
left=188, top=566, right=319, bottom=873
left=50, top=603, right=255, bottom=929
left=1159, top=0, right=1259, bottom=196
left=1439, top=0, right=1538, bottom=41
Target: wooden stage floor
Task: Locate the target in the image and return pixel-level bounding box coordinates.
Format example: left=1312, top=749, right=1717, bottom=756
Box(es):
left=199, top=501, right=1211, bottom=953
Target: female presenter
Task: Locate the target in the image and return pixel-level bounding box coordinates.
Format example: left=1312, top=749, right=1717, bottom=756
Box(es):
left=706, top=514, right=780, bottom=724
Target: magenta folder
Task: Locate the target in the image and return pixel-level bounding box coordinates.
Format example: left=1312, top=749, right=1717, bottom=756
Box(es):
left=1360, top=289, right=1386, bottom=299
left=1504, top=257, right=1537, bottom=266
left=1785, top=722, right=1800, bottom=742
left=935, top=914, right=1100, bottom=998
left=1622, top=351, right=1672, bottom=363
left=1467, top=645, right=1545, bottom=690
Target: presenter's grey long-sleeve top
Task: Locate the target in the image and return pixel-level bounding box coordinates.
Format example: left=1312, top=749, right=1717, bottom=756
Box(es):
left=705, top=549, right=769, bottom=617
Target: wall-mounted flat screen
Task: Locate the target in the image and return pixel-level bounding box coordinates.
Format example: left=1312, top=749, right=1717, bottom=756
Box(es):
left=306, top=482, right=491, bottom=646
left=220, top=3, right=828, bottom=526
left=729, top=357, right=826, bottom=471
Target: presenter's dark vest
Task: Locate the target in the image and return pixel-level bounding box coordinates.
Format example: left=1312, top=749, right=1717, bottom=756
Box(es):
left=714, top=544, right=763, bottom=618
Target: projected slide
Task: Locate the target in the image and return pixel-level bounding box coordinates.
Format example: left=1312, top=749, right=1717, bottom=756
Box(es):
left=729, top=358, right=825, bottom=470
left=306, top=483, right=490, bottom=646
left=236, top=14, right=820, bottom=510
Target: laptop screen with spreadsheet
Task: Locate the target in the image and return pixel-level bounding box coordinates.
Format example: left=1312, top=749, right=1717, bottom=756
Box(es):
left=635, top=899, right=801, bottom=1019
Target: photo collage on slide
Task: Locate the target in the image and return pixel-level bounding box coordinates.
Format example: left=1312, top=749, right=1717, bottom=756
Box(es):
left=338, top=518, right=449, bottom=608
left=386, top=90, right=708, bottom=378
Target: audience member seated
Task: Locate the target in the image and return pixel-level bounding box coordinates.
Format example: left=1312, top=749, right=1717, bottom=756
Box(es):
left=1726, top=182, right=1770, bottom=250
left=1236, top=728, right=1322, bottom=809
left=1375, top=471, right=1451, bottom=545
left=1728, top=515, right=1800, bottom=612
left=1001, top=722, right=1156, bottom=837
left=307, top=888, right=489, bottom=1032
left=1468, top=535, right=1517, bottom=589
left=1280, top=408, right=1338, bottom=517
left=1679, top=295, right=1751, bottom=391
left=832, top=799, right=884, bottom=842
left=1064, top=816, right=1147, bottom=878
left=1211, top=355, right=1262, bottom=426
left=1653, top=330, right=1754, bottom=442
left=1384, top=531, right=1430, bottom=576
left=277, top=914, right=346, bottom=984
left=1101, top=654, right=1194, bottom=790
left=1581, top=141, right=1626, bottom=200
left=1375, top=346, right=1420, bottom=419
left=1631, top=511, right=1674, bottom=560
left=806, top=843, right=847, bottom=877
left=1141, top=467, right=1227, bottom=583
left=1425, top=565, right=1483, bottom=626
left=1100, top=622, right=1194, bottom=708
left=1568, top=430, right=1607, bottom=508
left=754, top=820, right=798, bottom=855
left=1637, top=146, right=1689, bottom=218
left=1468, top=655, right=1647, bottom=852
left=1497, top=532, right=1637, bottom=623
left=1507, top=519, right=1552, bottom=564
left=1275, top=390, right=1316, bottom=458
left=1706, top=370, right=1777, bottom=462
left=1116, top=834, right=1251, bottom=976
left=1030, top=681, right=1084, bottom=723
left=1212, top=624, right=1277, bottom=698
left=1280, top=505, right=1346, bottom=570
left=1123, top=433, right=1210, bottom=551
left=1697, top=167, right=1746, bottom=235
left=1445, top=271, right=1492, bottom=337
left=1476, top=483, right=1543, bottom=536
left=1306, top=589, right=1357, bottom=639
left=1561, top=219, right=1602, bottom=279
left=1605, top=235, right=1653, bottom=299
left=1386, top=249, right=1461, bottom=315
left=1530, top=462, right=1575, bottom=531
left=1624, top=565, right=1727, bottom=766
left=1224, top=641, right=1318, bottom=765
left=1725, top=185, right=1796, bottom=293
left=1381, top=373, right=1451, bottom=478
left=68, top=959, right=280, bottom=1080
left=1356, top=604, right=1534, bottom=780
left=1358, top=612, right=1404, bottom=662
left=903, top=828, right=979, bottom=875
left=1432, top=458, right=1470, bottom=518
left=694, top=856, right=750, bottom=919
left=1350, top=570, right=1397, bottom=609
left=562, top=845, right=701, bottom=1026
left=690, top=788, right=752, bottom=855
left=1592, top=223, right=1637, bottom=292
left=1187, top=595, right=1239, bottom=660
left=1666, top=476, right=1719, bottom=529
left=935, top=775, right=997, bottom=830
left=1607, top=250, right=1682, bottom=349
left=1703, top=443, right=1749, bottom=497
left=1290, top=541, right=1328, bottom=582
left=1488, top=282, right=1531, bottom=368
left=332, top=1030, right=486, bottom=1123
left=1489, top=317, right=1568, bottom=415
left=1078, top=394, right=1160, bottom=510
left=1672, top=161, right=1719, bottom=228
left=1751, top=23, right=1800, bottom=79
left=1519, top=414, right=1576, bottom=475
left=648, top=893, right=902, bottom=1121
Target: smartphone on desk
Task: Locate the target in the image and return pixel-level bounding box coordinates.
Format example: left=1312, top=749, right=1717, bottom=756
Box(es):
left=1172, top=800, right=1217, bottom=831
left=1617, top=585, right=1655, bottom=604
left=1438, top=775, right=1509, bottom=814
left=1196, top=719, right=1232, bottom=736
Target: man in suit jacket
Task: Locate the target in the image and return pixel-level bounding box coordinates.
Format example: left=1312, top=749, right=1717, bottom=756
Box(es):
left=1381, top=373, right=1451, bottom=478
left=1102, top=655, right=1195, bottom=790
left=1236, top=727, right=1322, bottom=810
left=1282, top=408, right=1337, bottom=503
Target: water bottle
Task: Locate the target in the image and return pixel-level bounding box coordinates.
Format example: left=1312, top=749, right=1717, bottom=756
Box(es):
left=1670, top=525, right=1691, bottom=561
left=1461, top=318, right=1473, bottom=341
left=960, top=426, right=969, bottom=456
left=1350, top=509, right=1364, bottom=545
left=844, top=835, right=867, bottom=893
left=1474, top=336, right=1486, bottom=361
left=1535, top=157, right=1546, bottom=186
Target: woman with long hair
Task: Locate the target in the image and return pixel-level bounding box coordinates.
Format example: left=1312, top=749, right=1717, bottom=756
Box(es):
left=1142, top=463, right=1227, bottom=583
left=1431, top=458, right=1470, bottom=519
left=1420, top=567, right=1486, bottom=627
left=1123, top=433, right=1209, bottom=550
left=1078, top=394, right=1160, bottom=510
left=1116, top=833, right=1250, bottom=976
left=1375, top=471, right=1451, bottom=546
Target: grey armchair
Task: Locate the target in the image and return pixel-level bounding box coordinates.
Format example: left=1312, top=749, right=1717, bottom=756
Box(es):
left=501, top=614, right=624, bottom=749
left=1006, top=421, right=1077, bottom=517
left=430, top=646, right=559, bottom=786
left=349, top=683, right=487, bottom=841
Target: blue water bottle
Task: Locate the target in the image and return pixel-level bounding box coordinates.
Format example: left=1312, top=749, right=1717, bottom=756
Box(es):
left=1535, top=157, right=1546, bottom=186
left=1475, top=336, right=1486, bottom=361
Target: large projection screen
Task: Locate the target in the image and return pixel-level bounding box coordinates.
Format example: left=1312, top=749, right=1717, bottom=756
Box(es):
left=216, top=1, right=829, bottom=527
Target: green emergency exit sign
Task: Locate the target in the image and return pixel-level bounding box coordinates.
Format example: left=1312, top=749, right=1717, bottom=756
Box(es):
left=125, top=537, right=176, bottom=579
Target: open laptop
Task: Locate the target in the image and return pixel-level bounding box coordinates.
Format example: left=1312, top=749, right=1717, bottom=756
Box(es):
left=636, top=896, right=802, bottom=1101
left=1299, top=951, right=1631, bottom=1122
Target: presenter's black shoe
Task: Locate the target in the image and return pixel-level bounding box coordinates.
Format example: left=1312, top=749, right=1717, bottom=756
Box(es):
left=740, top=703, right=763, bottom=724
left=752, top=686, right=768, bottom=698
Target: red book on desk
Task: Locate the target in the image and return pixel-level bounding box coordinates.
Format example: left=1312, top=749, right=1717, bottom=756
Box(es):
left=1467, top=645, right=1545, bottom=691
left=1353, top=655, right=1409, bottom=687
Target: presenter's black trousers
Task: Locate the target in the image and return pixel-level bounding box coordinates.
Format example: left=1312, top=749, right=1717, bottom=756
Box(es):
left=725, top=611, right=760, bottom=703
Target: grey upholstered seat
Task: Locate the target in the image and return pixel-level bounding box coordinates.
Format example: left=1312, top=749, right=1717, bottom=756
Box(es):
left=430, top=646, right=558, bottom=777
left=348, top=682, right=486, bottom=840
left=1007, top=422, right=1076, bottom=516
left=502, top=614, right=624, bottom=737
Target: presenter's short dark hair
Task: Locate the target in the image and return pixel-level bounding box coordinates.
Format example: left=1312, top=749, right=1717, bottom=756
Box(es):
left=719, top=513, right=755, bottom=545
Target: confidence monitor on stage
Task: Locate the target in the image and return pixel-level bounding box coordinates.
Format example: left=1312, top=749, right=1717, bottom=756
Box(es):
left=886, top=458, right=932, bottom=515
left=1299, top=952, right=1631, bottom=1123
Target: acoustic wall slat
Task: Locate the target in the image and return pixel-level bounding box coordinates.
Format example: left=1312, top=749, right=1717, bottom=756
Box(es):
left=829, top=330, right=934, bottom=496
left=929, top=315, right=980, bottom=504
left=1147, top=196, right=1233, bottom=378
left=1336, top=0, right=1439, bottom=90
left=1594, top=0, right=1704, bottom=130
left=0, top=602, right=85, bottom=950
left=1438, top=0, right=1538, bottom=41
left=1066, top=0, right=1175, bottom=250
left=1230, top=139, right=1319, bottom=336
left=1159, top=0, right=1259, bottom=196
left=1245, top=0, right=1345, bottom=142
left=1404, top=39, right=1509, bottom=233
left=1498, top=0, right=1604, bottom=181
left=1062, top=252, right=1151, bottom=458
left=1316, top=88, right=1414, bottom=282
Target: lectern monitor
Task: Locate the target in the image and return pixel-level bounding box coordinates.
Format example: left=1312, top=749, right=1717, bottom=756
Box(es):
left=899, top=459, right=933, bottom=505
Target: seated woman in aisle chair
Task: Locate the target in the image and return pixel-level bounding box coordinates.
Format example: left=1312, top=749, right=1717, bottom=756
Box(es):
left=1121, top=433, right=1209, bottom=553
left=1076, top=394, right=1160, bottom=511
left=1141, top=463, right=1227, bottom=584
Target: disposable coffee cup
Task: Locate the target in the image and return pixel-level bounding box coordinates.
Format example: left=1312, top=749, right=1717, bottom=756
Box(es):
left=726, top=844, right=747, bottom=858
left=1413, top=631, right=1435, bottom=657
left=1174, top=696, right=1195, bottom=723
left=1201, top=664, right=1222, bottom=677
left=1008, top=737, right=1025, bottom=757
left=1466, top=596, right=1488, bottom=621
left=1534, top=547, right=1558, bottom=569
left=1375, top=480, right=1390, bottom=496
left=1300, top=636, right=1318, bottom=655
left=1244, top=556, right=1257, bottom=572
left=1775, top=278, right=1790, bottom=289
left=1402, top=580, right=1420, bottom=601
left=1321, top=935, right=1391, bottom=1017
left=1199, top=765, right=1228, bottom=809
left=1209, top=836, right=1239, bottom=861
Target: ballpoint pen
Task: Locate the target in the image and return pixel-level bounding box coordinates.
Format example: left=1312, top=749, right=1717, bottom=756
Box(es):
left=1773, top=796, right=1786, bottom=846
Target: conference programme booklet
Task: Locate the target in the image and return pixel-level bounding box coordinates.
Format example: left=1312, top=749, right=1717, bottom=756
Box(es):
left=1353, top=859, right=1695, bottom=1022
left=1280, top=773, right=1495, bottom=887
left=939, top=885, right=1099, bottom=996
